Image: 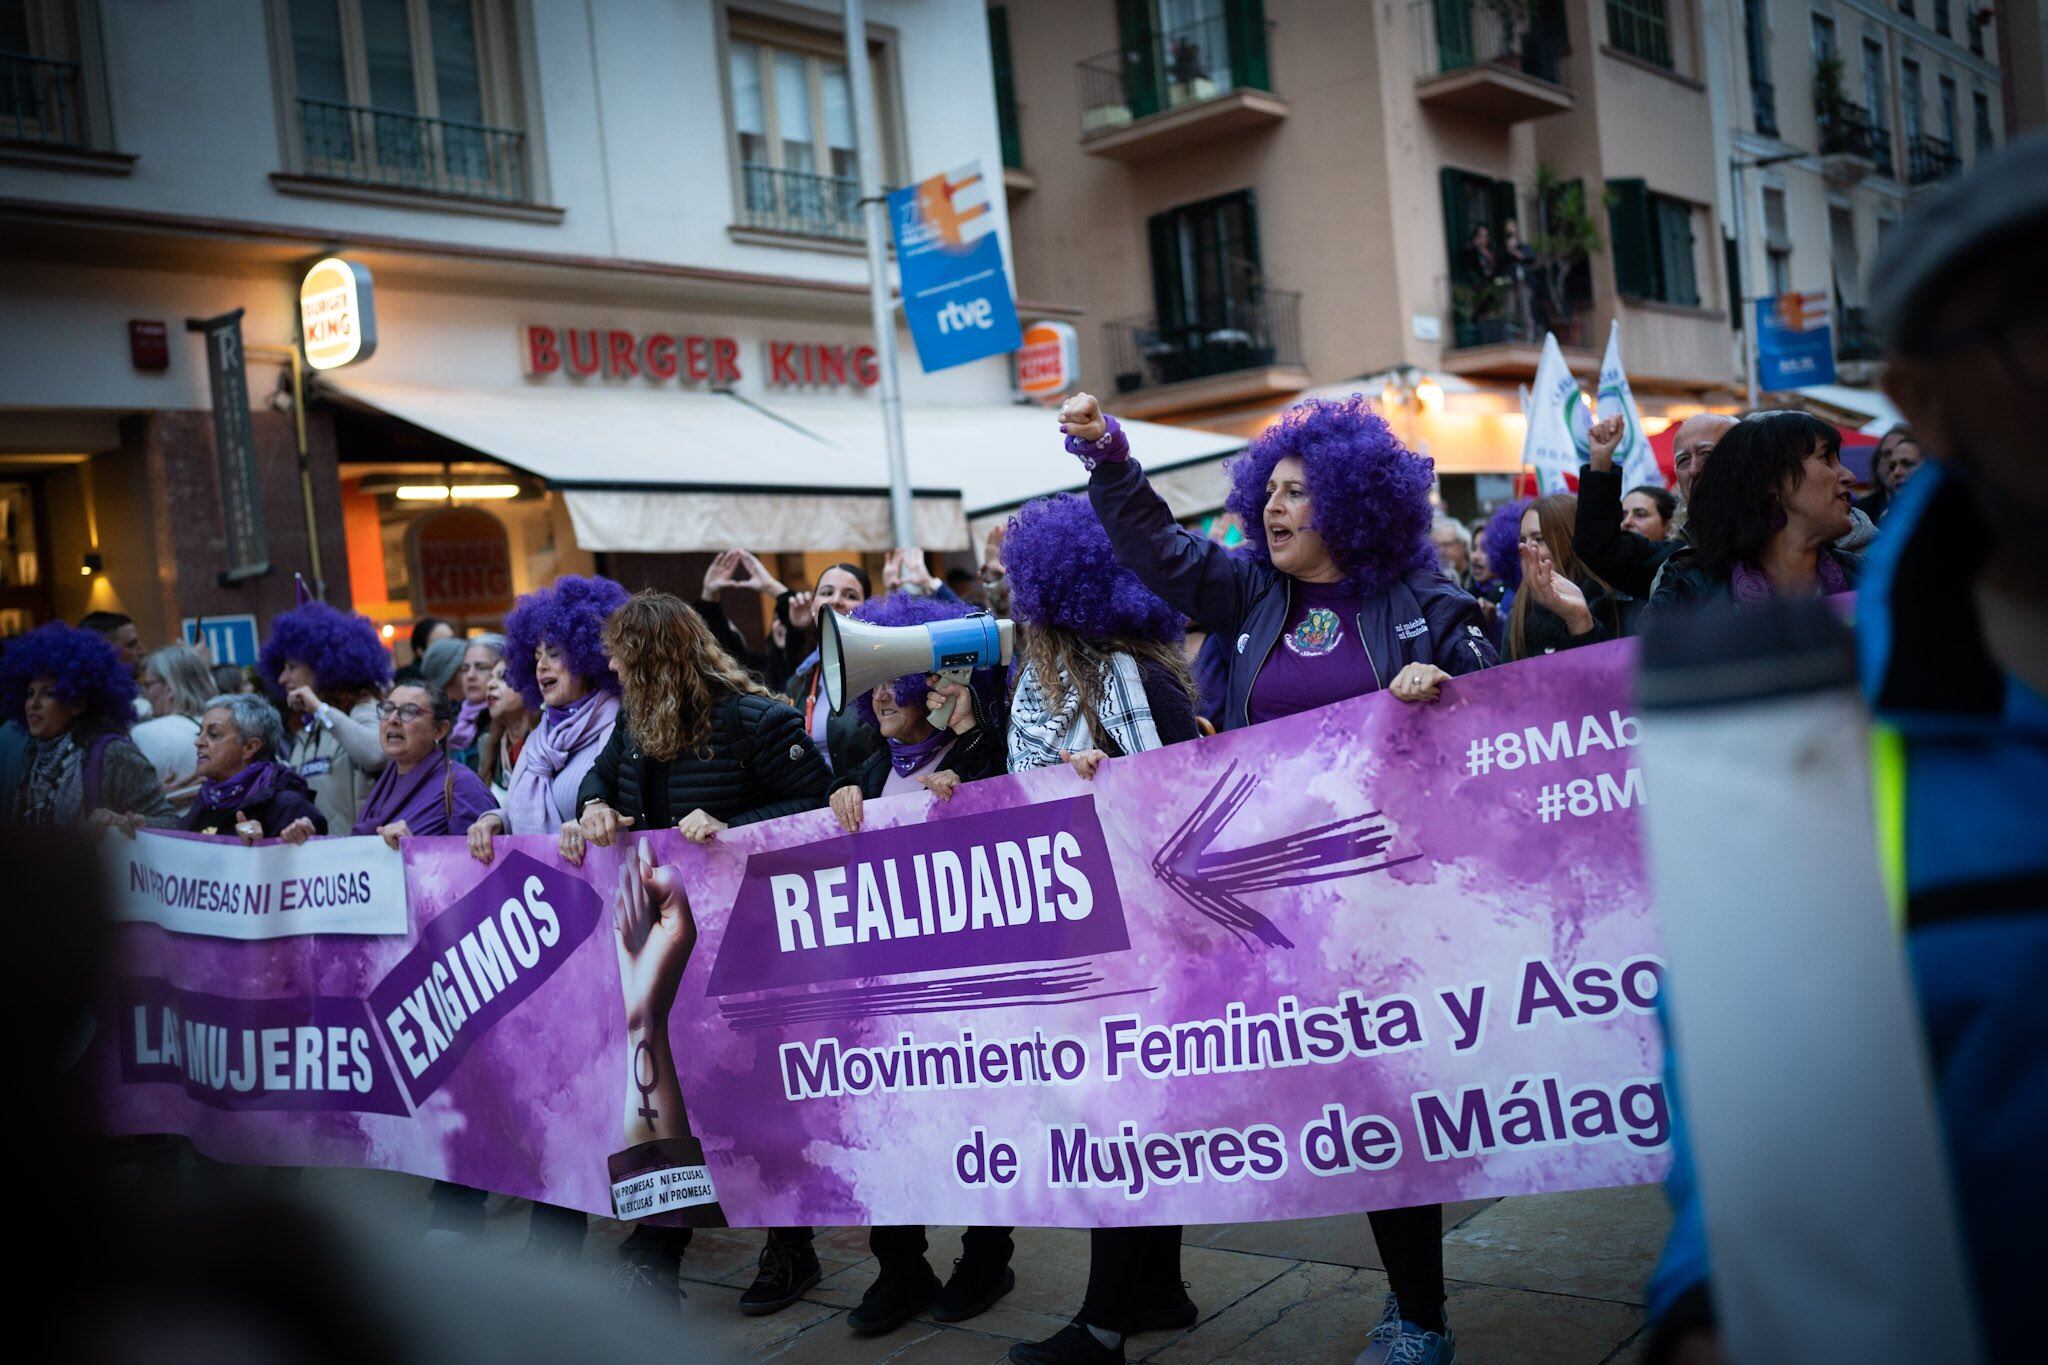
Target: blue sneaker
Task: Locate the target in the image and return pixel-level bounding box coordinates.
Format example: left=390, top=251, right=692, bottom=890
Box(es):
left=1353, top=1294, right=1455, bottom=1364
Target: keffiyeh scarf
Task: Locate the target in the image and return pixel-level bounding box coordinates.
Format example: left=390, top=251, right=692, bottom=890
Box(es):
left=1006, top=652, right=1159, bottom=773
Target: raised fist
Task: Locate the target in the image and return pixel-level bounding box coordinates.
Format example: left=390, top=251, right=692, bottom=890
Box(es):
left=1059, top=393, right=1107, bottom=443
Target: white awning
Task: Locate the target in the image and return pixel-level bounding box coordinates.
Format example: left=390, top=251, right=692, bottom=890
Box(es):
left=323, top=377, right=1247, bottom=555
left=749, top=395, right=1245, bottom=517
left=321, top=377, right=969, bottom=552
left=1794, top=384, right=1903, bottom=433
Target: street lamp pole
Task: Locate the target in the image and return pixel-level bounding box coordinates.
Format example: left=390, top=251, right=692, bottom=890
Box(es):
left=844, top=0, right=916, bottom=549
left=1730, top=150, right=1807, bottom=410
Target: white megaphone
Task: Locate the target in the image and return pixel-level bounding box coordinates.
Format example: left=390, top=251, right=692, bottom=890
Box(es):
left=820, top=607, right=1015, bottom=729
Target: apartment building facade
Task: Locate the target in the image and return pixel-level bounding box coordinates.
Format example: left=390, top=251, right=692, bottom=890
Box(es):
left=0, top=0, right=1101, bottom=651
left=1706, top=0, right=2009, bottom=410
left=993, top=0, right=1748, bottom=512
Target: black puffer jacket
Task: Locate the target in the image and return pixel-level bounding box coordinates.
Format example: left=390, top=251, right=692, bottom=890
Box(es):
left=576, top=692, right=829, bottom=829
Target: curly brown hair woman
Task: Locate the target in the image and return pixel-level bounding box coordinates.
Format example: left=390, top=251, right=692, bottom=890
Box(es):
left=557, top=590, right=833, bottom=1314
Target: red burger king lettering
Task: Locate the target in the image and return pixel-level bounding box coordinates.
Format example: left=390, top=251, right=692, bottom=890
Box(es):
left=522, top=326, right=876, bottom=389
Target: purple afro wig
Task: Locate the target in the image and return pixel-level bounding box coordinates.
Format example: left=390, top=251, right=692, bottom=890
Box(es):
left=1222, top=394, right=1438, bottom=597
left=503, top=575, right=630, bottom=709
left=1480, top=498, right=1531, bottom=593
left=847, top=591, right=1000, bottom=731
left=1002, top=493, right=1183, bottom=643
left=1, top=622, right=138, bottom=732
left=258, top=601, right=392, bottom=697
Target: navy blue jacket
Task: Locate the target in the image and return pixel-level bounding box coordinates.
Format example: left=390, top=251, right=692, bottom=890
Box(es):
left=1084, top=426, right=1497, bottom=731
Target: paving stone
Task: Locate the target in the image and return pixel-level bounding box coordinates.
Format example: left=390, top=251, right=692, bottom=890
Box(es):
left=1145, top=1260, right=1392, bottom=1364
left=761, top=1317, right=1011, bottom=1363
left=1184, top=1199, right=1497, bottom=1269
left=1442, top=1186, right=1671, bottom=1305
left=1436, top=1280, right=1644, bottom=1365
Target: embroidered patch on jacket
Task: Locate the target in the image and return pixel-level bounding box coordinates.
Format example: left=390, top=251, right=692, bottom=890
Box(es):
left=1283, top=608, right=1343, bottom=658
left=1395, top=616, right=1429, bottom=641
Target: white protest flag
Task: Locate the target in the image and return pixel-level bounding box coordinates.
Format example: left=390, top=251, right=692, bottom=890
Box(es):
left=1521, top=332, right=1585, bottom=494
left=1596, top=319, right=1664, bottom=489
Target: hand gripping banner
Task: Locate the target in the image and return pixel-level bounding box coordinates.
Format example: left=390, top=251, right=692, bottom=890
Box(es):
left=86, top=640, right=1671, bottom=1227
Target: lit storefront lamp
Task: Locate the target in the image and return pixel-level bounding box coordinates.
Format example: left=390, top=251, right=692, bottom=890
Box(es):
left=392, top=484, right=521, bottom=502
left=80, top=552, right=103, bottom=577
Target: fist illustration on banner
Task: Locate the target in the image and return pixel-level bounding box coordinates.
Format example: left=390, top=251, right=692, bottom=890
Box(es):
left=614, top=838, right=697, bottom=1147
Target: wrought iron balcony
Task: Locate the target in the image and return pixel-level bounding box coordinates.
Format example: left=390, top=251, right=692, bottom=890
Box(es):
left=1076, top=12, right=1282, bottom=158
left=1411, top=1, right=1572, bottom=121
left=737, top=163, right=864, bottom=241
left=297, top=97, right=528, bottom=202
left=1818, top=100, right=1893, bottom=177
left=0, top=52, right=83, bottom=148
left=1107, top=290, right=1303, bottom=396
left=1907, top=134, right=1961, bottom=186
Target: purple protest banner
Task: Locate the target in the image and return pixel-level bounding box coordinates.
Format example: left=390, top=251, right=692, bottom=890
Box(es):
left=85, top=639, right=1669, bottom=1226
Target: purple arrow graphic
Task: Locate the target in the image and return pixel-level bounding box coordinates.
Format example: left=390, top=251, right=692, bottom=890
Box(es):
left=1152, top=762, right=1420, bottom=950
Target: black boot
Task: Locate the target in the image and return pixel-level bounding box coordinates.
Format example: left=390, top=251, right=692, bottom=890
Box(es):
left=738, top=1234, right=821, bottom=1316
left=609, top=1227, right=684, bottom=1316
left=847, top=1259, right=943, bottom=1333
left=1010, top=1321, right=1125, bottom=1364
left=933, top=1255, right=1017, bottom=1323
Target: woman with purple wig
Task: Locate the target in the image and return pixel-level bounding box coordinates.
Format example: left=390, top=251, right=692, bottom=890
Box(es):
left=815, top=591, right=1016, bottom=1336
left=2, top=622, right=173, bottom=830
left=1000, top=492, right=1204, bottom=1365
left=1055, top=391, right=1496, bottom=1365
left=260, top=601, right=393, bottom=835
left=465, top=575, right=627, bottom=868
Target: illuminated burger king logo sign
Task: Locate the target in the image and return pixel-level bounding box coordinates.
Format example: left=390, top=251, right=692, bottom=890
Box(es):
left=299, top=257, right=377, bottom=371
left=1015, top=321, right=1077, bottom=403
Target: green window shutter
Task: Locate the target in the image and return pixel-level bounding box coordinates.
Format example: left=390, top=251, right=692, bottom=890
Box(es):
left=1116, top=0, right=1161, bottom=118
left=1223, top=0, right=1271, bottom=91
left=1437, top=0, right=1476, bottom=71
left=1441, top=167, right=1473, bottom=279
left=1724, top=231, right=1744, bottom=328
left=1607, top=178, right=1655, bottom=299
left=989, top=7, right=1022, bottom=171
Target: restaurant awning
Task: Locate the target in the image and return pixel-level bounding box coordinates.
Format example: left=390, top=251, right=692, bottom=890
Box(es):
left=322, top=377, right=1246, bottom=554
left=320, top=377, right=971, bottom=552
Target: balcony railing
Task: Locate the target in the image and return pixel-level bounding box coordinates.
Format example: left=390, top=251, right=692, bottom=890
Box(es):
left=1107, top=290, right=1302, bottom=395
left=0, top=52, right=83, bottom=147
left=1447, top=276, right=1588, bottom=353
left=738, top=163, right=863, bottom=241
left=1836, top=305, right=1882, bottom=363
left=297, top=98, right=527, bottom=202
left=1818, top=100, right=1893, bottom=177
left=1078, top=12, right=1273, bottom=138
left=1751, top=78, right=1779, bottom=137
left=1412, top=1, right=1567, bottom=88
left=1907, top=134, right=1961, bottom=185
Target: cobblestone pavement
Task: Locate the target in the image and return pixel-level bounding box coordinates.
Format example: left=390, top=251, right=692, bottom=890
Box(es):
left=308, top=1170, right=1672, bottom=1363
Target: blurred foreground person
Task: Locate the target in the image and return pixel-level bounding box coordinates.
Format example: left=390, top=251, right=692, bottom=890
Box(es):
left=1645, top=128, right=2048, bottom=1365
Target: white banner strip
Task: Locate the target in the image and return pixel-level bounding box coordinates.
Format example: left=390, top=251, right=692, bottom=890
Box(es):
left=111, top=832, right=408, bottom=939
left=612, top=1165, right=720, bottom=1220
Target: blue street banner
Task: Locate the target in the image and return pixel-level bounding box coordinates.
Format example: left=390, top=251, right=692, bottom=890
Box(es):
left=1755, top=292, right=1837, bottom=390
left=889, top=160, right=1024, bottom=373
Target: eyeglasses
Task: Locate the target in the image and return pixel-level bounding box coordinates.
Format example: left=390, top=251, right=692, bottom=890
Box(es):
left=375, top=702, right=430, bottom=723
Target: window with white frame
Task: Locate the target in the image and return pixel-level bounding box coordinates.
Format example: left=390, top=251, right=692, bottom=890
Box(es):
left=725, top=16, right=898, bottom=243
left=276, top=0, right=530, bottom=203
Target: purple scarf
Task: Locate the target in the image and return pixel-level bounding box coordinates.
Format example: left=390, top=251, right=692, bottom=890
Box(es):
left=195, top=759, right=283, bottom=813
left=448, top=698, right=489, bottom=750
left=504, top=691, right=620, bottom=835
left=1730, top=551, right=1850, bottom=606
left=353, top=749, right=456, bottom=836
left=887, top=729, right=952, bottom=777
